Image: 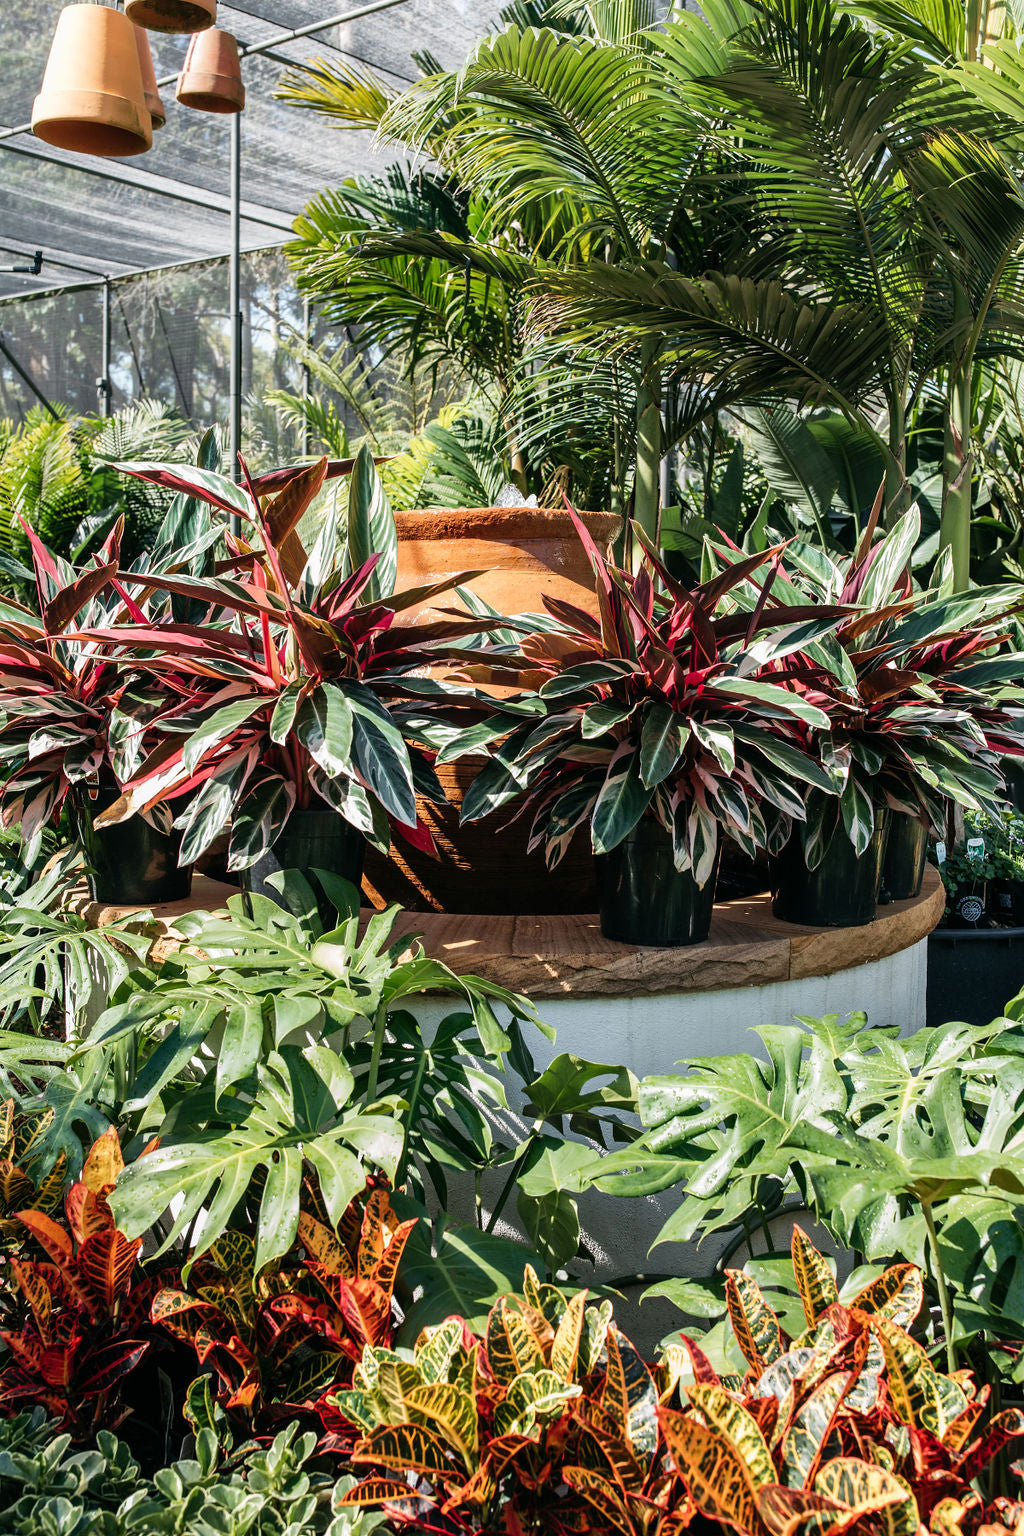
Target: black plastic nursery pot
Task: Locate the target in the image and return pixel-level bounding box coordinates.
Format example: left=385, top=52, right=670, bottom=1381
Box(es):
left=927, top=925, right=1024, bottom=1028
left=595, top=819, right=721, bottom=948
left=241, top=807, right=365, bottom=920
left=991, top=877, right=1024, bottom=927
left=771, top=811, right=889, bottom=928
left=74, top=786, right=192, bottom=906
left=880, top=811, right=928, bottom=904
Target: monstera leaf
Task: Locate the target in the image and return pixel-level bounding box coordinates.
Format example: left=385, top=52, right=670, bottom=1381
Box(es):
left=110, top=1045, right=404, bottom=1274
left=586, top=1018, right=859, bottom=1241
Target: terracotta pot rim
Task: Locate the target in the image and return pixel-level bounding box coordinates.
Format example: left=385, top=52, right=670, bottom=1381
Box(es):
left=394, top=507, right=621, bottom=542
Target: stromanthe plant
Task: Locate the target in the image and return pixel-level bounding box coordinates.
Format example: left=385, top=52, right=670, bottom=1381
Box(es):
left=441, top=510, right=844, bottom=886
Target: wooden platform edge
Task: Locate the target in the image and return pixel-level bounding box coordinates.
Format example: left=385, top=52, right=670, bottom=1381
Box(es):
left=66, top=868, right=945, bottom=1002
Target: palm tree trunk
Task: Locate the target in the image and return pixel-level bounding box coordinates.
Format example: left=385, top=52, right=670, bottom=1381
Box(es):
left=634, top=335, right=661, bottom=550
left=939, top=287, right=975, bottom=591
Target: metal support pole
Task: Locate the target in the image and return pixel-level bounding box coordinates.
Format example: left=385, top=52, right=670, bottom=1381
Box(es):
left=302, top=293, right=312, bottom=457
left=229, top=111, right=243, bottom=493
left=98, top=276, right=112, bottom=417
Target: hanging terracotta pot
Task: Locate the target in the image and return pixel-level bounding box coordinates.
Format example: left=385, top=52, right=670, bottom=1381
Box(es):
left=133, top=24, right=166, bottom=131
left=394, top=507, right=621, bottom=624
left=176, top=28, right=245, bottom=114
left=125, top=0, right=216, bottom=34
left=32, top=5, right=153, bottom=158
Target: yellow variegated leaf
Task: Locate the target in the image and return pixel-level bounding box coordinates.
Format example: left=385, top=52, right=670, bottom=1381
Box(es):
left=780, top=1372, right=846, bottom=1488
left=657, top=1343, right=689, bottom=1405
left=812, top=1458, right=918, bottom=1536
left=328, top=1388, right=379, bottom=1432
left=81, top=1125, right=123, bottom=1195
left=563, top=1469, right=639, bottom=1536
left=791, top=1228, right=839, bottom=1329
left=297, top=1210, right=355, bottom=1276
left=375, top=1359, right=424, bottom=1424
left=686, top=1383, right=775, bottom=1488
left=415, top=1317, right=464, bottom=1385
left=354, top=1344, right=407, bottom=1395
left=661, top=1409, right=771, bottom=1531
left=941, top=1395, right=987, bottom=1455
left=726, top=1269, right=785, bottom=1372
left=455, top=1341, right=479, bottom=1397
left=844, top=1334, right=883, bottom=1415
left=579, top=1297, right=613, bottom=1375
left=874, top=1321, right=968, bottom=1438
left=757, top=1348, right=818, bottom=1406
left=522, top=1264, right=566, bottom=1328
left=603, top=1325, right=660, bottom=1461
left=509, top=1368, right=580, bottom=1421
left=33, top=1152, right=69, bottom=1215
left=0, top=1100, right=12, bottom=1159
left=850, top=1265, right=923, bottom=1328
left=406, top=1382, right=478, bottom=1467
left=758, top=1483, right=845, bottom=1536
left=486, top=1297, right=546, bottom=1386
left=352, top=1423, right=452, bottom=1475
left=562, top=1467, right=641, bottom=1536
left=551, top=1289, right=587, bottom=1383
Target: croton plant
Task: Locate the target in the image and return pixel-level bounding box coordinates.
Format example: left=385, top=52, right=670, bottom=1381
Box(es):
left=441, top=511, right=844, bottom=886
left=336, top=1226, right=1024, bottom=1536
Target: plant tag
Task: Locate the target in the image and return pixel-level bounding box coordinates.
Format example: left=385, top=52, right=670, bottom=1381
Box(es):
left=967, top=838, right=985, bottom=860
left=935, top=840, right=946, bottom=864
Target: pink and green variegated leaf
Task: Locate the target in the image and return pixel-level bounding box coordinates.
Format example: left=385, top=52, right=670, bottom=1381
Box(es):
left=725, top=1270, right=785, bottom=1374
left=590, top=741, right=654, bottom=855
left=116, top=461, right=253, bottom=520
left=792, top=1228, right=839, bottom=1329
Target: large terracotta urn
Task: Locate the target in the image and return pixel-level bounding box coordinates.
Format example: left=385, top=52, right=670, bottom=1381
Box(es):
left=363, top=505, right=620, bottom=915
left=394, top=506, right=620, bottom=623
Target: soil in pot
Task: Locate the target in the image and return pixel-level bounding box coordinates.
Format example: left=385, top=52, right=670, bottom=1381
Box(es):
left=595, top=818, right=721, bottom=948
left=74, top=784, right=192, bottom=905
left=242, top=807, right=364, bottom=924
left=361, top=757, right=598, bottom=915
left=880, top=811, right=929, bottom=904
left=772, top=812, right=889, bottom=928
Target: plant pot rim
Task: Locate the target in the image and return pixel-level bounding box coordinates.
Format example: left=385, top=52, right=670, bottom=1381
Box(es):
left=930, top=924, right=1024, bottom=942
left=394, top=507, right=622, bottom=543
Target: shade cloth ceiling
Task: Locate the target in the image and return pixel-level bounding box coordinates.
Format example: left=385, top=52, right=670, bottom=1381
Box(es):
left=0, top=0, right=490, bottom=302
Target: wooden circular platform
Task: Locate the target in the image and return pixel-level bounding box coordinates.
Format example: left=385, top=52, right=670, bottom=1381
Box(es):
left=70, top=866, right=944, bottom=1001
